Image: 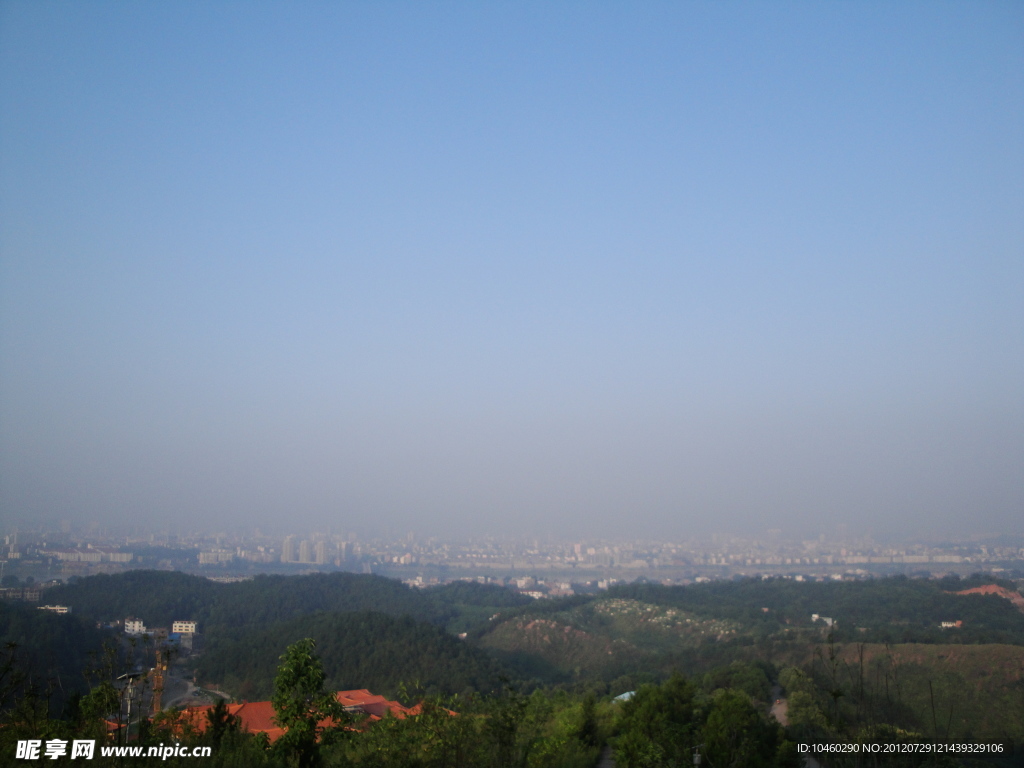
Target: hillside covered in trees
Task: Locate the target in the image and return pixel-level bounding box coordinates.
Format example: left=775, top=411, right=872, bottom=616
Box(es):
left=0, top=602, right=113, bottom=715
left=9, top=569, right=1024, bottom=755
left=606, top=575, right=1024, bottom=644
left=196, top=610, right=509, bottom=701
left=44, top=570, right=533, bottom=634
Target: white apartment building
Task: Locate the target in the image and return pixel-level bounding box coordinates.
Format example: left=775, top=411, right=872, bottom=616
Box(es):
left=124, top=618, right=147, bottom=635
left=38, top=605, right=70, bottom=614
left=172, top=620, right=197, bottom=634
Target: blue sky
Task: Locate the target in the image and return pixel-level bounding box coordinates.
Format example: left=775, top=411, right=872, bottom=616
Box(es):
left=1, top=1, right=1021, bottom=539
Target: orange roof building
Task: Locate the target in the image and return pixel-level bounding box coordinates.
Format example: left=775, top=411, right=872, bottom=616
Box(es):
left=335, top=689, right=421, bottom=721
left=174, top=689, right=424, bottom=743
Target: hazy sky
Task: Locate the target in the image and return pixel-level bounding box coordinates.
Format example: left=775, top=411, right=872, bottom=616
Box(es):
left=1, top=2, right=1021, bottom=540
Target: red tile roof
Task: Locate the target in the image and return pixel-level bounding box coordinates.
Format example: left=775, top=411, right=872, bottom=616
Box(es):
left=173, top=690, right=425, bottom=743
left=173, top=701, right=286, bottom=743
left=335, top=689, right=421, bottom=721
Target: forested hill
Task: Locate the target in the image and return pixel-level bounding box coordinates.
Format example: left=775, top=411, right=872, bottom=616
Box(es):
left=43, top=570, right=533, bottom=636
left=37, top=571, right=526, bottom=703
left=0, top=602, right=112, bottom=713
left=41, top=570, right=1024, bottom=645
left=195, top=610, right=508, bottom=701
left=605, top=574, right=1024, bottom=644
left=44, top=571, right=446, bottom=631
left=426, top=580, right=532, bottom=608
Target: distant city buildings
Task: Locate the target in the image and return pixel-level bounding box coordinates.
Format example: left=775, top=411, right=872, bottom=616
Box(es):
left=1, top=523, right=1022, bottom=591
left=282, top=536, right=296, bottom=563
left=38, top=546, right=132, bottom=563
left=279, top=535, right=331, bottom=564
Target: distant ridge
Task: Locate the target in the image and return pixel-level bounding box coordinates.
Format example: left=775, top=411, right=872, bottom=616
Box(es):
left=952, top=584, right=1024, bottom=613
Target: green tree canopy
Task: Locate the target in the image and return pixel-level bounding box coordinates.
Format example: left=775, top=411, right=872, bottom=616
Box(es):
left=271, top=638, right=347, bottom=768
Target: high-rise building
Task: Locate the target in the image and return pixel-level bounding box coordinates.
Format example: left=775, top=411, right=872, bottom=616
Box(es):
left=314, top=540, right=327, bottom=565
left=299, top=539, right=312, bottom=564
left=282, top=536, right=296, bottom=563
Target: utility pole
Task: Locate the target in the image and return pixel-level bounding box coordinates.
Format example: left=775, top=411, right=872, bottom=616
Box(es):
left=117, top=672, right=144, bottom=744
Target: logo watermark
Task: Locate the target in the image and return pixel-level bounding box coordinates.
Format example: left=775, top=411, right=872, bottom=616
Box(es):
left=15, top=740, right=212, bottom=760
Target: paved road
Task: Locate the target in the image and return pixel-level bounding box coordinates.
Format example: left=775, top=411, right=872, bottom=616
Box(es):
left=593, top=745, right=614, bottom=768
left=596, top=745, right=616, bottom=767
left=160, top=670, right=230, bottom=710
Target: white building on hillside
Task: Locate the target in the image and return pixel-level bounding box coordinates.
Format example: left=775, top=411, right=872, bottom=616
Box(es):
left=38, top=605, right=70, bottom=614
left=125, top=618, right=147, bottom=635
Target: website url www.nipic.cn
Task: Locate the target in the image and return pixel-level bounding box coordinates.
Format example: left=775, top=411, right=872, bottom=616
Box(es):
left=15, top=740, right=212, bottom=760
